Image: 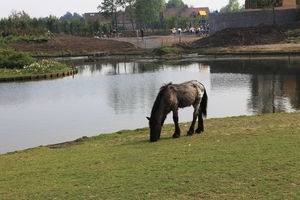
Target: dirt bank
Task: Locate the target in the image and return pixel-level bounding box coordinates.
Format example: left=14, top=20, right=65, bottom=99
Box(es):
left=6, top=22, right=300, bottom=55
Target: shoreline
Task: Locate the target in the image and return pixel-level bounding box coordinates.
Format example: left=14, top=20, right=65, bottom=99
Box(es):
left=1, top=111, right=298, bottom=155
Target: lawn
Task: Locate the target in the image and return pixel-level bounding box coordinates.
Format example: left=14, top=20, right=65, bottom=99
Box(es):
left=0, top=112, right=300, bottom=199
left=0, top=60, right=73, bottom=79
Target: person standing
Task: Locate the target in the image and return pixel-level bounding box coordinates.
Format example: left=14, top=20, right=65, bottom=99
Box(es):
left=140, top=28, right=144, bottom=42
left=177, top=27, right=182, bottom=35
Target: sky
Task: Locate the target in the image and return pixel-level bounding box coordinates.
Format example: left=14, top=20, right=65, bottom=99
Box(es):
left=0, top=0, right=245, bottom=19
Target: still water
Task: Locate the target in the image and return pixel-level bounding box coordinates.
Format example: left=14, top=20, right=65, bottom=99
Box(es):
left=1, top=57, right=300, bottom=154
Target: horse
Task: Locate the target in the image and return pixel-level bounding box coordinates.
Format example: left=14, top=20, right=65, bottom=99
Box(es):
left=147, top=80, right=208, bottom=142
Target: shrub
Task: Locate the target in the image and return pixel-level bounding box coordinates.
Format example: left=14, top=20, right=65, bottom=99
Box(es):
left=0, top=48, right=36, bottom=69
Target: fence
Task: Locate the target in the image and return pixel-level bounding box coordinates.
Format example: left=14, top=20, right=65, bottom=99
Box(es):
left=209, top=9, right=296, bottom=35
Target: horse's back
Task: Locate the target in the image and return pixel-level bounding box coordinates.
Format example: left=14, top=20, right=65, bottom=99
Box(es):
left=168, top=80, right=204, bottom=108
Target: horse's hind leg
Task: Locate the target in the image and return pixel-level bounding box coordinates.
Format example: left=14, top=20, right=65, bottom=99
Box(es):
left=196, top=111, right=204, bottom=133
left=187, top=114, right=197, bottom=136
left=172, top=110, right=181, bottom=138
left=187, top=105, right=199, bottom=135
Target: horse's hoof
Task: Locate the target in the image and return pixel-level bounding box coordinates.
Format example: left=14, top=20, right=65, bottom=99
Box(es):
left=150, top=137, right=158, bottom=142
left=187, top=131, right=194, bottom=136
left=172, top=134, right=180, bottom=138
left=196, top=129, right=203, bottom=134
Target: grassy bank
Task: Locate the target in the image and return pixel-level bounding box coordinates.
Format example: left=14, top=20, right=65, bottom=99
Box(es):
left=0, top=59, right=73, bottom=79
left=1, top=112, right=300, bottom=199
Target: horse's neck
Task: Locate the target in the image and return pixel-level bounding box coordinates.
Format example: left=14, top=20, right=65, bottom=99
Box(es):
left=151, top=100, right=166, bottom=123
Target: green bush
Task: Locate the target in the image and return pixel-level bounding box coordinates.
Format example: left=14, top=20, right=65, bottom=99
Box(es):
left=0, top=48, right=36, bottom=69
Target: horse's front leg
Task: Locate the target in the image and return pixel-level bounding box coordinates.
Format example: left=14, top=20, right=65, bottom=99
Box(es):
left=158, top=115, right=167, bottom=139
left=172, top=110, right=180, bottom=138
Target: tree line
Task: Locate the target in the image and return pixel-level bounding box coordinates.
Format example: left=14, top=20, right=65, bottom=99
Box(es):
left=1, top=0, right=281, bottom=39
left=0, top=10, right=93, bottom=38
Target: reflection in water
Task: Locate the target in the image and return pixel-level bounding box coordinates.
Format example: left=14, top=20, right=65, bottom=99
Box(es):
left=1, top=57, right=300, bottom=154
left=203, top=58, right=300, bottom=113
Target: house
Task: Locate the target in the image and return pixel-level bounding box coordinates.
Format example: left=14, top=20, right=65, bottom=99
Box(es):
left=162, top=7, right=210, bottom=19
left=84, top=7, right=210, bottom=30
left=162, top=7, right=210, bottom=25
left=245, top=0, right=297, bottom=10
left=84, top=12, right=136, bottom=30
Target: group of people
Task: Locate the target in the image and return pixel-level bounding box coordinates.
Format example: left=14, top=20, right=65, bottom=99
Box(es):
left=170, top=24, right=209, bottom=36
left=94, top=29, right=121, bottom=38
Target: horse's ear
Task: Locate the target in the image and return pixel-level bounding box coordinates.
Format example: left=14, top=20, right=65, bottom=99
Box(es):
left=146, top=117, right=150, bottom=121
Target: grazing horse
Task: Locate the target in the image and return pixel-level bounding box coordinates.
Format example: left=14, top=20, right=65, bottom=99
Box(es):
left=147, top=80, right=208, bottom=142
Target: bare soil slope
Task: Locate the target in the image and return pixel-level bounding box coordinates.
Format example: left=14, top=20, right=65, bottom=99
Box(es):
left=7, top=34, right=144, bottom=55
left=6, top=22, right=300, bottom=55
left=179, top=22, right=300, bottom=53
left=192, top=24, right=286, bottom=47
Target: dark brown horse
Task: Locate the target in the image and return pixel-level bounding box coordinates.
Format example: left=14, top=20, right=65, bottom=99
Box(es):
left=147, top=80, right=208, bottom=142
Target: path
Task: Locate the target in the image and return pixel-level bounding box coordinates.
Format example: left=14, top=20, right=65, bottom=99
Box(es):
left=110, top=34, right=201, bottom=49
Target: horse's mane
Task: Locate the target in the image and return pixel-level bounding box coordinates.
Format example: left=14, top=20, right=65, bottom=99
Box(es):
left=150, top=82, right=172, bottom=117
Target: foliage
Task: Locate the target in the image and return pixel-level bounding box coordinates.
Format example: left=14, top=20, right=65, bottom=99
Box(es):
left=98, top=0, right=124, bottom=29
left=0, top=10, right=87, bottom=38
left=165, top=0, right=188, bottom=8
left=46, top=15, right=59, bottom=33
left=220, top=0, right=245, bottom=12
left=0, top=2, right=197, bottom=37
left=163, top=15, right=178, bottom=29
left=134, top=0, right=165, bottom=30
left=0, top=113, right=300, bottom=199
left=124, top=0, right=136, bottom=30
left=152, top=45, right=184, bottom=56
left=23, top=60, right=68, bottom=73
left=0, top=48, right=36, bottom=69
left=0, top=60, right=72, bottom=78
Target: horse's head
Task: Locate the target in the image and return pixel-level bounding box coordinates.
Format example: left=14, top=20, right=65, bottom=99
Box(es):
left=147, top=116, right=161, bottom=142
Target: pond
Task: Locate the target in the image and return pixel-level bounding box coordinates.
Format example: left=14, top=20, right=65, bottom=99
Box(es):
left=1, top=56, right=300, bottom=154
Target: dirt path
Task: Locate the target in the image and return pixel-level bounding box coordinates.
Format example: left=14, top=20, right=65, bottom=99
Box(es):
left=115, top=35, right=200, bottom=49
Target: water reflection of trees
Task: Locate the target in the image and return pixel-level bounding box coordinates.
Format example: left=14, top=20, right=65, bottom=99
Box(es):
left=206, top=59, right=300, bottom=113
left=75, top=61, right=159, bottom=75
left=74, top=60, right=210, bottom=75
left=73, top=58, right=300, bottom=114
left=73, top=60, right=209, bottom=114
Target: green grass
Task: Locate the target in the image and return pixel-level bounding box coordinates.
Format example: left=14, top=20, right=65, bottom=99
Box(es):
left=0, top=60, right=73, bottom=78
left=152, top=46, right=185, bottom=56
left=1, top=112, right=300, bottom=199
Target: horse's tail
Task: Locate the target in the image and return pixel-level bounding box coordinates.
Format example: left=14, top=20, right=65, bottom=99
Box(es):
left=200, top=88, right=208, bottom=118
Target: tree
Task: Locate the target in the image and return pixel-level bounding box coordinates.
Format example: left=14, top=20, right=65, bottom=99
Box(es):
left=134, top=0, right=165, bottom=30
left=98, top=0, right=124, bottom=31
left=124, top=0, right=136, bottom=30
left=165, top=0, right=188, bottom=8
left=60, top=17, right=70, bottom=34
left=61, top=12, right=73, bottom=21
left=46, top=15, right=59, bottom=33
left=220, top=0, right=245, bottom=12
left=162, top=15, right=177, bottom=29
left=93, top=20, right=101, bottom=33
